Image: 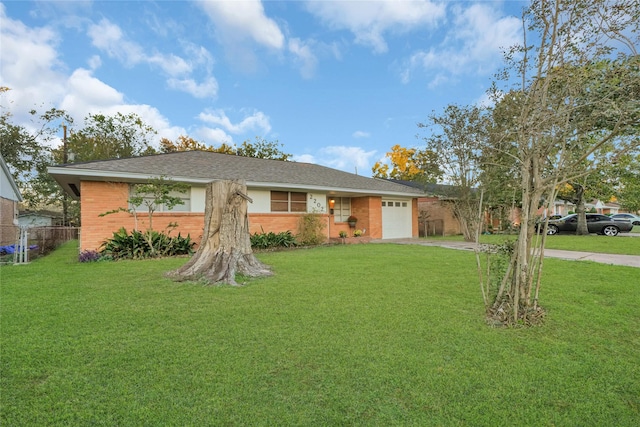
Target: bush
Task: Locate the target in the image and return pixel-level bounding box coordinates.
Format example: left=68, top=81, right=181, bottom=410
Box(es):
left=250, top=230, right=297, bottom=250
left=78, top=250, right=101, bottom=263
left=100, top=228, right=195, bottom=260
left=296, top=213, right=326, bottom=246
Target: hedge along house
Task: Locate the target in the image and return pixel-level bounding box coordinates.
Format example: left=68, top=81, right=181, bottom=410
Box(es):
left=48, top=151, right=425, bottom=251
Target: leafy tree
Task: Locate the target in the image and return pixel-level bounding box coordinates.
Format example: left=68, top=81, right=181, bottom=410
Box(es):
left=159, top=135, right=214, bottom=153
left=482, top=0, right=639, bottom=325
left=615, top=153, right=640, bottom=212
left=371, top=144, right=442, bottom=183
left=417, top=104, right=489, bottom=241
left=64, top=112, right=157, bottom=162
left=0, top=87, right=74, bottom=210
left=159, top=135, right=291, bottom=160
left=235, top=137, right=291, bottom=160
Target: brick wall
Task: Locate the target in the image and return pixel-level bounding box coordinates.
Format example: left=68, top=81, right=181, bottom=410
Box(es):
left=418, top=197, right=461, bottom=236
left=80, top=182, right=415, bottom=250
left=0, top=197, right=18, bottom=246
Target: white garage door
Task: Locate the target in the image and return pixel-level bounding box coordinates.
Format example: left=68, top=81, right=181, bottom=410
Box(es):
left=382, top=200, right=412, bottom=239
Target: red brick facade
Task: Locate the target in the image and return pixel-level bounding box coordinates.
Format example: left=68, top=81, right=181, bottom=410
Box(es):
left=1, top=197, right=18, bottom=246
left=417, top=197, right=461, bottom=236
left=79, top=181, right=417, bottom=251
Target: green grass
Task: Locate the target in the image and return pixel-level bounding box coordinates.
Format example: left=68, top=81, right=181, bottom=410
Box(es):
left=426, top=231, right=640, bottom=255
left=2, top=241, right=639, bottom=426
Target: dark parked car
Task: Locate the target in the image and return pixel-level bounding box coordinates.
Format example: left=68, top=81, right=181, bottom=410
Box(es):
left=538, top=213, right=634, bottom=236
left=611, top=213, right=640, bottom=226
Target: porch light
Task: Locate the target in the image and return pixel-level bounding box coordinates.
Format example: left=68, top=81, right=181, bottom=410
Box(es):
left=329, top=198, right=335, bottom=214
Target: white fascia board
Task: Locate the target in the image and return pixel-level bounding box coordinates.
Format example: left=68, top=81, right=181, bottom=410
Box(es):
left=47, top=167, right=212, bottom=185
left=47, top=167, right=423, bottom=198
left=247, top=181, right=423, bottom=198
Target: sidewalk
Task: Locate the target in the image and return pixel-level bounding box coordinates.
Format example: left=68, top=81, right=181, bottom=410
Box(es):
left=375, top=238, right=640, bottom=268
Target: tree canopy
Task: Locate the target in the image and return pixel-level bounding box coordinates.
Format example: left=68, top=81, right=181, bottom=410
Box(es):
left=371, top=144, right=441, bottom=183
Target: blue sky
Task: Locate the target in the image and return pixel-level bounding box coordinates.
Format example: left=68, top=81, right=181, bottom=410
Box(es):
left=1, top=0, right=527, bottom=176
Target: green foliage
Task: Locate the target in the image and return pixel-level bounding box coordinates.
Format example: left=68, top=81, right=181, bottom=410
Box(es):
left=64, top=112, right=157, bottom=162
left=100, top=228, right=194, bottom=260
left=250, top=230, right=297, bottom=249
left=236, top=136, right=291, bottom=160
left=0, top=91, right=74, bottom=210
left=101, top=176, right=188, bottom=233
left=296, top=212, right=326, bottom=246
left=615, top=153, right=640, bottom=212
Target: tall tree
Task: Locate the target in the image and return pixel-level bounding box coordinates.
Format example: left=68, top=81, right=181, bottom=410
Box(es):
left=484, top=0, right=639, bottom=325
left=417, top=104, right=489, bottom=241
left=64, top=112, right=157, bottom=162
left=0, top=87, right=74, bottom=210
left=371, top=144, right=442, bottom=183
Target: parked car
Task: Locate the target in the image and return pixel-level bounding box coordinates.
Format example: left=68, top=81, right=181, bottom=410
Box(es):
left=537, top=213, right=634, bottom=236
left=611, top=213, right=640, bottom=226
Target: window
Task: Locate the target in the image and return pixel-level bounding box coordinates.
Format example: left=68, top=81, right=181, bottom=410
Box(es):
left=333, top=197, right=352, bottom=222
left=270, top=191, right=307, bottom=212
left=129, top=187, right=191, bottom=212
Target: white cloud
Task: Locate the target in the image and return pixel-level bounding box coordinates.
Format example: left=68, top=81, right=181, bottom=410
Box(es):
left=294, top=154, right=316, bottom=164
left=316, top=145, right=378, bottom=175
left=86, top=18, right=217, bottom=97
left=60, top=68, right=124, bottom=114
left=195, top=127, right=234, bottom=145
left=88, top=18, right=191, bottom=75
left=198, top=0, right=284, bottom=50
left=87, top=55, right=102, bottom=70
left=167, top=77, right=218, bottom=99
left=306, top=0, right=446, bottom=53
left=288, top=38, right=318, bottom=79
left=198, top=109, right=271, bottom=135
left=352, top=130, right=370, bottom=139
left=401, top=3, right=521, bottom=86
left=0, top=4, right=66, bottom=122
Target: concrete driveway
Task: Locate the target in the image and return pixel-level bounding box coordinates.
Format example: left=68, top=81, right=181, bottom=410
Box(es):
left=375, top=238, right=640, bottom=268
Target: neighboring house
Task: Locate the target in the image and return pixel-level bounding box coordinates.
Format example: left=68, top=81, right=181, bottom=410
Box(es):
left=586, top=199, right=620, bottom=215
left=390, top=180, right=462, bottom=236
left=18, top=210, right=63, bottom=227
left=0, top=154, right=23, bottom=245
left=48, top=151, right=425, bottom=251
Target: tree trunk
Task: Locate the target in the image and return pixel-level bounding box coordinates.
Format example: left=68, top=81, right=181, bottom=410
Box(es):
left=573, top=185, right=589, bottom=235
left=166, top=180, right=271, bottom=285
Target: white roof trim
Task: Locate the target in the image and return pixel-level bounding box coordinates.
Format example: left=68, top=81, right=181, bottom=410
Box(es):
left=47, top=167, right=423, bottom=198
left=1, top=154, right=23, bottom=202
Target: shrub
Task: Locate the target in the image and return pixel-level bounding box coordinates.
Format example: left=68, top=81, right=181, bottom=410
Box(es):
left=296, top=213, right=326, bottom=246
left=100, top=228, right=195, bottom=260
left=78, top=250, right=101, bottom=263
left=250, top=230, right=297, bottom=250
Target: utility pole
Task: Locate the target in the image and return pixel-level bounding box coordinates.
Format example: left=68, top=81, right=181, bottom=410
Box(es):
left=62, top=124, right=68, bottom=226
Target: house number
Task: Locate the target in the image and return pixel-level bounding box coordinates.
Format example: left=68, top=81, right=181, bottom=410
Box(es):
left=308, top=194, right=325, bottom=211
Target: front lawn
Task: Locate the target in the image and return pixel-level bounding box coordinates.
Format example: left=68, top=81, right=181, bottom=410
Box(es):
left=2, top=241, right=639, bottom=425
left=426, top=232, right=640, bottom=255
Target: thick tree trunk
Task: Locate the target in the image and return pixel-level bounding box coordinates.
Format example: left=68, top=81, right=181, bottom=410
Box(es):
left=166, top=180, right=271, bottom=285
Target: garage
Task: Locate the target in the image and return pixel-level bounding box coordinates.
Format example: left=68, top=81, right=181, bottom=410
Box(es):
left=381, top=199, right=412, bottom=239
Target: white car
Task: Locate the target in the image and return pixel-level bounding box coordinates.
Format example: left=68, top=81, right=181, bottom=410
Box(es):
left=611, top=213, right=640, bottom=226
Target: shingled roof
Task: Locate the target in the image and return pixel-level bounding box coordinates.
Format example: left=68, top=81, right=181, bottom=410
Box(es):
left=48, top=151, right=425, bottom=198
